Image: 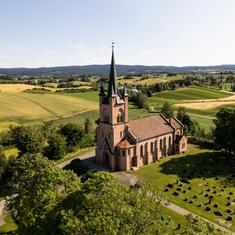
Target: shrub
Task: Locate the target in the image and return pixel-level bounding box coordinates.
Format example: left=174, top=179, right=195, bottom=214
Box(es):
left=44, top=134, right=66, bottom=160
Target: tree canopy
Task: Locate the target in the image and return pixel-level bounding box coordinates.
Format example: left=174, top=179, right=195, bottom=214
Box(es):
left=7, top=155, right=173, bottom=235
left=161, top=102, right=174, bottom=119
left=213, top=108, right=235, bottom=153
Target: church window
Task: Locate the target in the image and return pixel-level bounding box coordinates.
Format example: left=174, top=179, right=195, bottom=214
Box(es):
left=163, top=137, right=166, bottom=147
left=169, top=136, right=171, bottom=146
left=123, top=150, right=126, bottom=156
left=120, top=131, right=122, bottom=138
left=140, top=145, right=143, bottom=157
left=160, top=139, right=163, bottom=149
left=151, top=142, right=154, bottom=153
left=121, top=115, right=124, bottom=122
left=128, top=149, right=130, bottom=155
left=145, top=143, right=148, bottom=153
left=117, top=114, right=120, bottom=123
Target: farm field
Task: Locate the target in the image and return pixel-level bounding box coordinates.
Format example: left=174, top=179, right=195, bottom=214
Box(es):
left=134, top=144, right=235, bottom=232
left=0, top=84, right=62, bottom=92
left=0, top=85, right=234, bottom=132
left=118, top=74, right=185, bottom=85
left=0, top=92, right=98, bottom=122
left=148, top=86, right=232, bottom=106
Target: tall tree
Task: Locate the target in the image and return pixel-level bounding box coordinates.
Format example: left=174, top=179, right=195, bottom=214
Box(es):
left=60, top=123, right=84, bottom=149
left=161, top=102, right=174, bottom=119
left=10, top=124, right=45, bottom=155
left=44, top=133, right=67, bottom=160
left=213, top=108, right=235, bottom=153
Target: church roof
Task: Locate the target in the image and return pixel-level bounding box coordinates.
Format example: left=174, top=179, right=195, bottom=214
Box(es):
left=116, top=138, right=134, bottom=149
left=168, top=117, right=183, bottom=129
left=107, top=43, right=118, bottom=97
left=129, top=114, right=174, bottom=141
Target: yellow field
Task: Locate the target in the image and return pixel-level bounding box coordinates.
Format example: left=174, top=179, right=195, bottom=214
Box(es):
left=118, top=75, right=184, bottom=85
left=0, top=84, right=65, bottom=93
left=0, top=92, right=98, bottom=121
left=0, top=84, right=40, bottom=93
left=174, top=94, right=235, bottom=110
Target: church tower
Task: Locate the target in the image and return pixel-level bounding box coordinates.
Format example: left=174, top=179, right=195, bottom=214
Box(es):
left=96, top=43, right=128, bottom=171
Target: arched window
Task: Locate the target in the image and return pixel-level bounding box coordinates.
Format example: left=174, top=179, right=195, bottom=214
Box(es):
left=140, top=145, right=143, bottom=157
left=160, top=139, right=163, bottom=149
left=169, top=136, right=171, bottom=146
left=145, top=143, right=148, bottom=154
left=163, top=137, right=166, bottom=147
left=151, top=142, right=154, bottom=153
left=117, top=115, right=120, bottom=123
left=118, top=108, right=124, bottom=123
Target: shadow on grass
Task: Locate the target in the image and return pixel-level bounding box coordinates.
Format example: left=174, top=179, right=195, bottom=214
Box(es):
left=160, top=151, right=235, bottom=186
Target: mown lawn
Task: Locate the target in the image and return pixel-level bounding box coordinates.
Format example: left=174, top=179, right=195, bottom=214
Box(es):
left=134, top=144, right=235, bottom=231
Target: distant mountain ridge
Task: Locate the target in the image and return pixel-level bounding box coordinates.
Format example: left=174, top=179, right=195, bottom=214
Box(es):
left=1, top=64, right=235, bottom=76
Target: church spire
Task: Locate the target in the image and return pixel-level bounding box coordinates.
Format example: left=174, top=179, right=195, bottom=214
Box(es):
left=108, top=42, right=118, bottom=97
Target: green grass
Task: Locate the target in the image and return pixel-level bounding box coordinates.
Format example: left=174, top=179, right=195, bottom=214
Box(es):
left=148, top=86, right=231, bottom=106
left=134, top=144, right=235, bottom=231
left=0, top=92, right=98, bottom=122
left=189, top=114, right=215, bottom=130
left=60, top=91, right=99, bottom=102
left=0, top=210, right=17, bottom=233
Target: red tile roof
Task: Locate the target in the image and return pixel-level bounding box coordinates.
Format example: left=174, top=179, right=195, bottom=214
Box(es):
left=129, top=114, right=174, bottom=141
left=169, top=117, right=183, bottom=130
left=116, top=138, right=133, bottom=148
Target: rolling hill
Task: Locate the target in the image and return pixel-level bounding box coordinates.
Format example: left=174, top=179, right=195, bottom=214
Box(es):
left=1, top=64, right=235, bottom=76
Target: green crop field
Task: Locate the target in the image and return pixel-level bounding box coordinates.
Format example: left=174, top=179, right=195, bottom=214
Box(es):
left=133, top=144, right=235, bottom=232
left=148, top=86, right=231, bottom=106
left=0, top=92, right=98, bottom=122
left=0, top=85, right=233, bottom=132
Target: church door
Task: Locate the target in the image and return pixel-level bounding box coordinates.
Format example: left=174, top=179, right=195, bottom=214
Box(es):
left=104, top=152, right=109, bottom=167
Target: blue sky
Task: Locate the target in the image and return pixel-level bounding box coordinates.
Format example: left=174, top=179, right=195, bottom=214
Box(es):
left=1, top=0, right=235, bottom=67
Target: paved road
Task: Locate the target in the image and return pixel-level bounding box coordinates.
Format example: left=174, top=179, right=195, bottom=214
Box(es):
left=57, top=151, right=96, bottom=169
